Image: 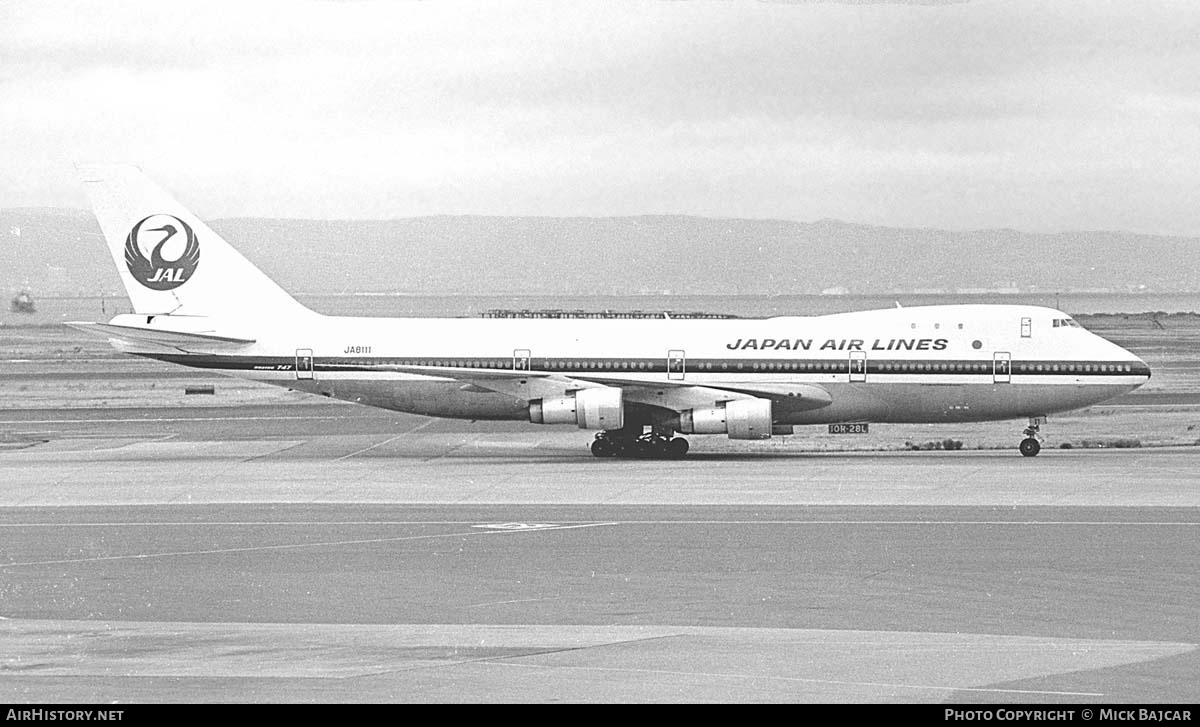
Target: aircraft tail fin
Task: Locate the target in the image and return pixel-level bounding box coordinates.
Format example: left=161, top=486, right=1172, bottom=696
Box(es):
left=78, top=165, right=311, bottom=319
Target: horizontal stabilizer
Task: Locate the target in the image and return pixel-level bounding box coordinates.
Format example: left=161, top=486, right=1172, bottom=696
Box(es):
left=65, top=321, right=256, bottom=349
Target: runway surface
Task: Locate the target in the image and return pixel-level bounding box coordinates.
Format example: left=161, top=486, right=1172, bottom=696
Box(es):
left=1, top=403, right=1198, bottom=703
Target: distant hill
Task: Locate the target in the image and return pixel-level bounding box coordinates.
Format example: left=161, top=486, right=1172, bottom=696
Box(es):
left=2, top=208, right=1198, bottom=296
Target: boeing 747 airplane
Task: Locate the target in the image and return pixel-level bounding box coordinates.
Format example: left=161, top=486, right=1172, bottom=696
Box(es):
left=70, top=166, right=1151, bottom=458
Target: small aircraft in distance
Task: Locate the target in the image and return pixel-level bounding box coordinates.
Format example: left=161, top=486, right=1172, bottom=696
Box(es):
left=70, top=166, right=1150, bottom=458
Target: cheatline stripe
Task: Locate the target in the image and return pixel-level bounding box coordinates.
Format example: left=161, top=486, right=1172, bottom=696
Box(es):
left=144, top=353, right=1151, bottom=378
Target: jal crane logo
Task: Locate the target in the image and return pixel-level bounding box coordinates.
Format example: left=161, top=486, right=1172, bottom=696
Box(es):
left=124, top=214, right=200, bottom=290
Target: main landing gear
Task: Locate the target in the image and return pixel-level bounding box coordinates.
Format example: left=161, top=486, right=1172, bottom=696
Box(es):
left=590, top=431, right=690, bottom=459
left=1019, top=416, right=1046, bottom=457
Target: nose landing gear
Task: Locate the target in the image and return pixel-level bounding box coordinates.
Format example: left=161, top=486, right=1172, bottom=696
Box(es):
left=1019, top=416, right=1046, bottom=457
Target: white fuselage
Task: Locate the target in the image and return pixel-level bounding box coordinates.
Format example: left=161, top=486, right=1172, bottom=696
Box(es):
left=133, top=303, right=1149, bottom=427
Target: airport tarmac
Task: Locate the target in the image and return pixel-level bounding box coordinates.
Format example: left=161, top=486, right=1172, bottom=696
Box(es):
left=1, top=404, right=1198, bottom=703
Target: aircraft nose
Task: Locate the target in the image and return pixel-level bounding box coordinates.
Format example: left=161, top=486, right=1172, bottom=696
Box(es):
left=1125, top=350, right=1152, bottom=388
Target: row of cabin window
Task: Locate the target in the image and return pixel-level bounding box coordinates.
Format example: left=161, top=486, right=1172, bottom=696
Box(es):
left=378, top=360, right=1134, bottom=374
left=1015, top=362, right=1132, bottom=373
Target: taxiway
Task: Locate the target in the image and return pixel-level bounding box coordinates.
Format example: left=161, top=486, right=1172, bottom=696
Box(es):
left=1, top=403, right=1197, bottom=703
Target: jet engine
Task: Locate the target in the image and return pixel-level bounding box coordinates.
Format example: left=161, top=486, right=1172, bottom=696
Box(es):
left=676, top=398, right=773, bottom=440
left=529, top=387, right=624, bottom=430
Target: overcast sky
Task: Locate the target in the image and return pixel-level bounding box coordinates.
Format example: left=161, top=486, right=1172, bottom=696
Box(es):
left=3, top=0, right=1200, bottom=234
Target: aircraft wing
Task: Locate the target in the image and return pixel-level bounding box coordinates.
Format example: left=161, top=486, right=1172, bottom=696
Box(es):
left=703, top=382, right=833, bottom=412
left=617, top=381, right=832, bottom=413
left=343, top=362, right=831, bottom=412
left=340, top=362, right=610, bottom=400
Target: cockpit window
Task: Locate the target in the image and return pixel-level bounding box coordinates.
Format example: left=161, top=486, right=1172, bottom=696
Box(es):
left=1052, top=318, right=1081, bottom=329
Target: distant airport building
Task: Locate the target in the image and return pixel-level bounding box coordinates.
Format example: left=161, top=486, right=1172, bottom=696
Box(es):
left=956, top=287, right=1022, bottom=295
left=481, top=308, right=738, bottom=319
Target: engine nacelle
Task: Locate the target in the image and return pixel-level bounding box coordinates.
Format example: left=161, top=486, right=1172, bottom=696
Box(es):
left=529, top=387, right=624, bottom=430
left=677, top=398, right=773, bottom=440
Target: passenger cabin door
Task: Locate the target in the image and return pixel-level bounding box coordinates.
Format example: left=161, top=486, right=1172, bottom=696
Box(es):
left=513, top=349, right=531, bottom=372
left=667, top=350, right=686, bottom=380
left=993, top=352, right=1011, bottom=384
left=295, top=348, right=314, bottom=380
left=848, top=351, right=866, bottom=382
left=1021, top=317, right=1032, bottom=338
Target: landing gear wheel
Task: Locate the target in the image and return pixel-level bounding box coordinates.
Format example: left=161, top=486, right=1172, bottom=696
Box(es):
left=1020, top=416, right=1046, bottom=457
left=590, top=437, right=617, bottom=458
left=591, top=431, right=690, bottom=459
